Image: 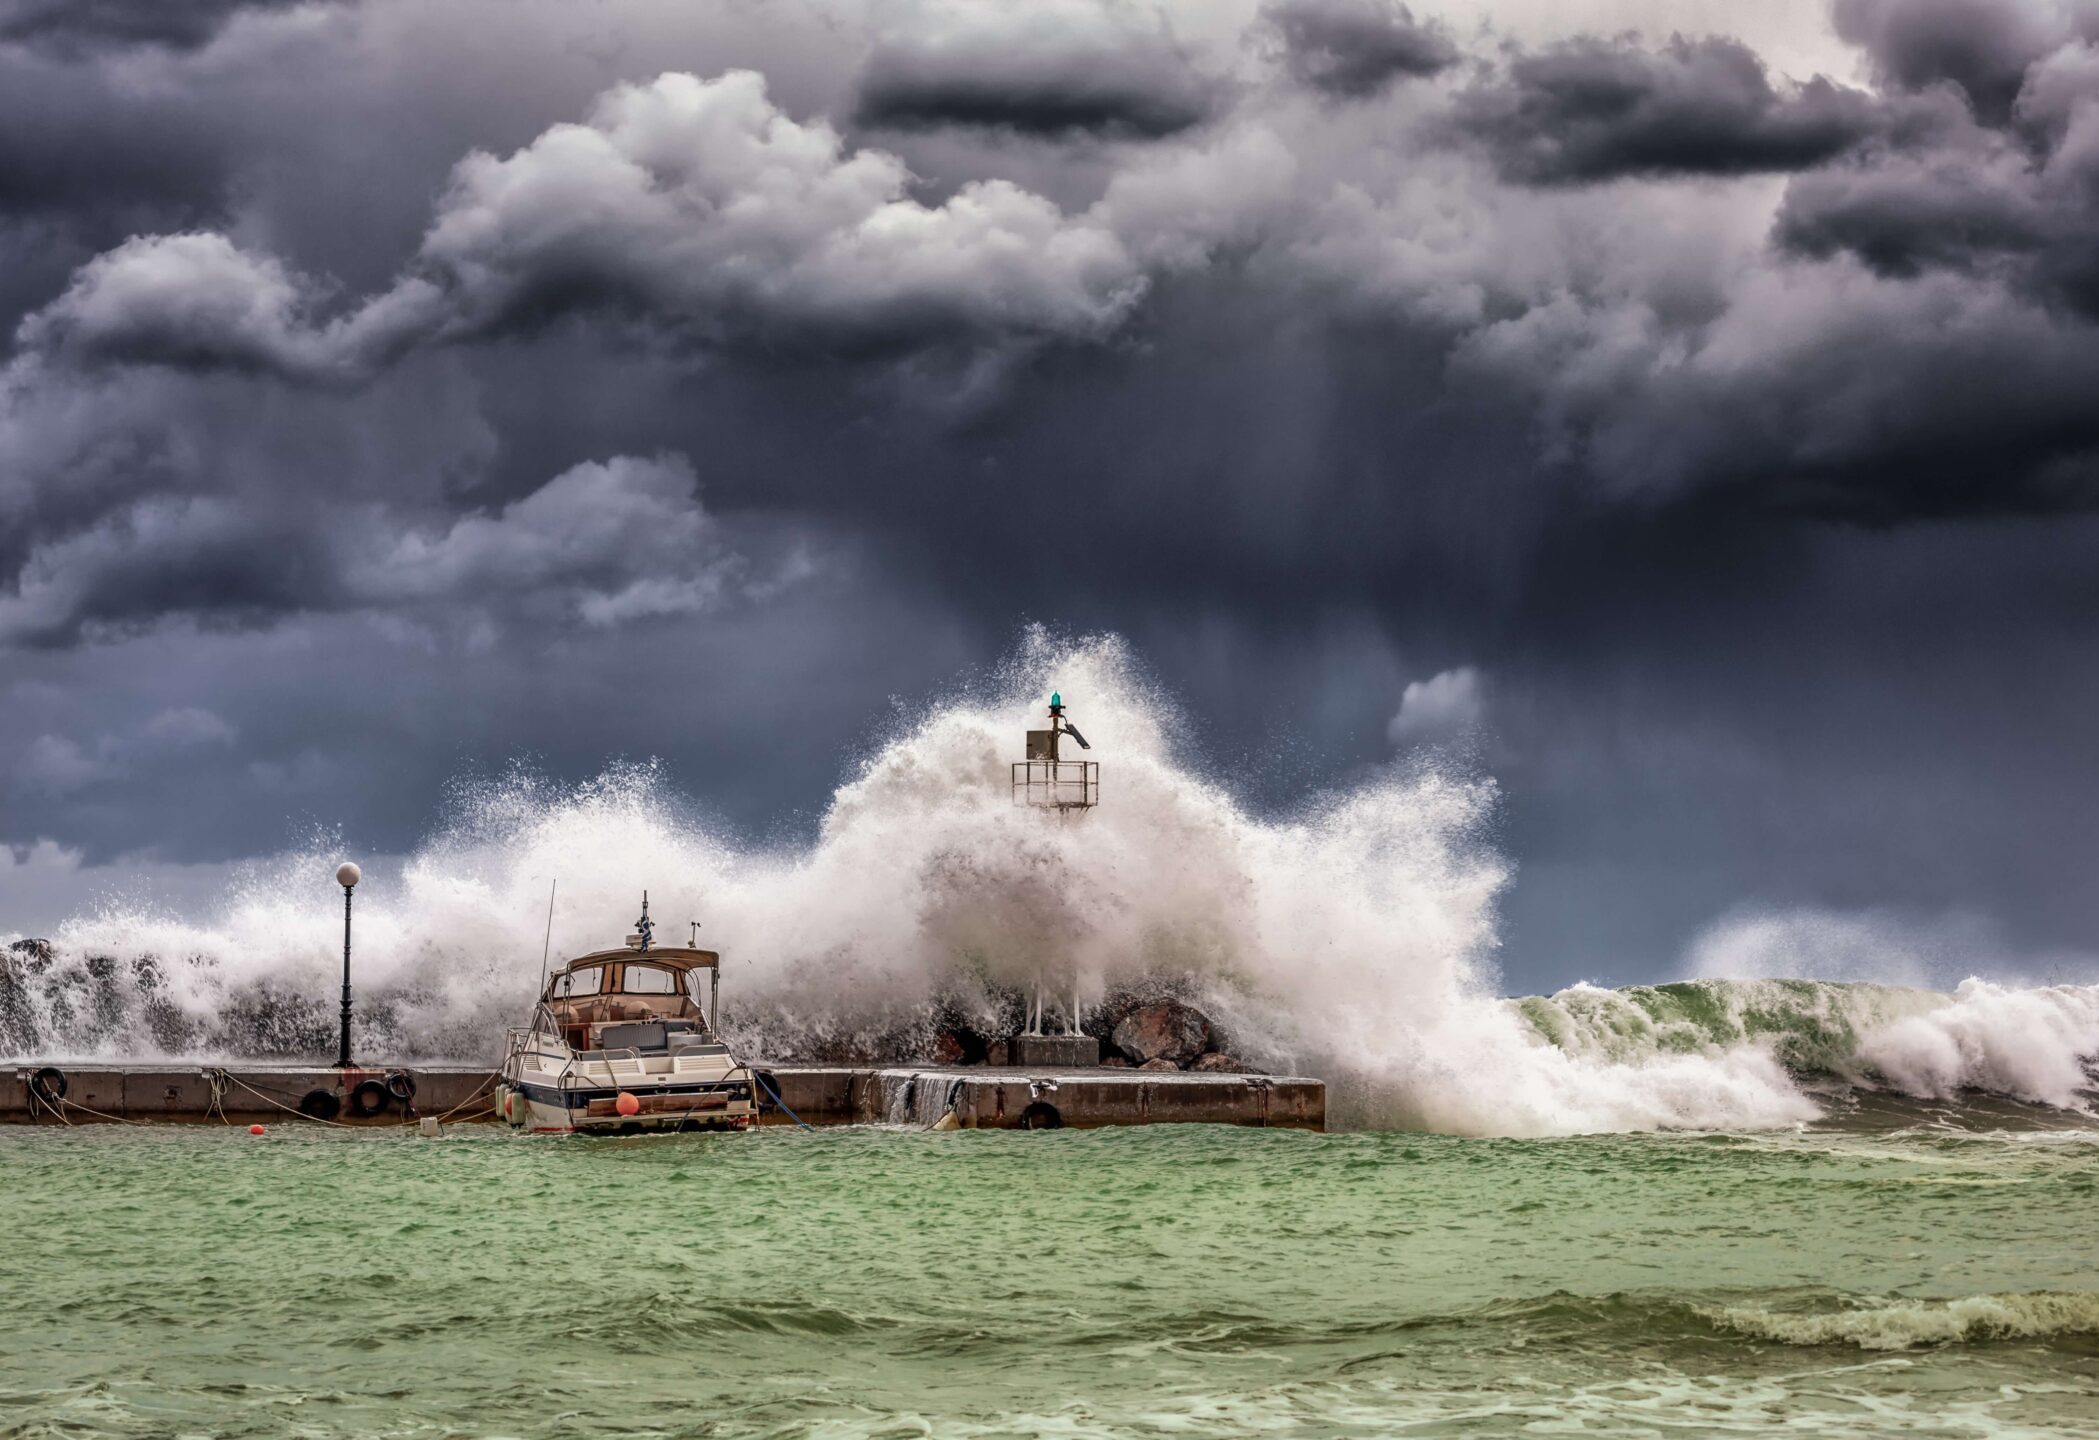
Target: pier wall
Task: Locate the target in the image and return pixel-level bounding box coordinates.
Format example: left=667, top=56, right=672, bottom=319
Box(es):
left=4, top=1062, right=1324, bottom=1131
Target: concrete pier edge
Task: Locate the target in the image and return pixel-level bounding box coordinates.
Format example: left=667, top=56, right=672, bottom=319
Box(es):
left=2, top=1062, right=1324, bottom=1131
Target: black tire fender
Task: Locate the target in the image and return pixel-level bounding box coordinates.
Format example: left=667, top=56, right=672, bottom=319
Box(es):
left=348, top=1078, right=391, bottom=1118
left=299, top=1088, right=343, bottom=1121
left=28, top=1065, right=66, bottom=1105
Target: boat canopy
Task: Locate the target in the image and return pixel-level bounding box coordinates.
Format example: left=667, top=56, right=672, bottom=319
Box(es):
left=557, top=946, right=720, bottom=973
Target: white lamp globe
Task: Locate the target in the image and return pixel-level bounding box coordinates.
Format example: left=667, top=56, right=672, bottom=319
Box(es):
left=336, top=861, right=362, bottom=889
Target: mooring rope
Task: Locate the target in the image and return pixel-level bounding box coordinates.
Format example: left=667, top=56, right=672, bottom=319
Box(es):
left=752, top=1070, right=814, bottom=1131
left=203, top=1067, right=231, bottom=1125
left=58, top=1096, right=144, bottom=1126
left=215, top=1069, right=358, bottom=1128
left=427, top=1070, right=500, bottom=1124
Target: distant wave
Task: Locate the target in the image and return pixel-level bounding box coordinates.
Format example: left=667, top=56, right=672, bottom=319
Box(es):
left=1704, top=1291, right=2099, bottom=1350
left=1515, top=977, right=2099, bottom=1113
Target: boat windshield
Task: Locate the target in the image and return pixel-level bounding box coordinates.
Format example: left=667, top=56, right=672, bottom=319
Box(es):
left=556, top=965, right=605, bottom=997
left=621, top=964, right=680, bottom=995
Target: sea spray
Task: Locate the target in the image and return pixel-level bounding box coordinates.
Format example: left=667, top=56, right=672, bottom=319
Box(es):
left=4, top=631, right=2097, bottom=1134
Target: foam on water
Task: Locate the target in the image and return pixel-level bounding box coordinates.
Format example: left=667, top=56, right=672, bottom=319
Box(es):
left=1706, top=1291, right=2099, bottom=1350
left=3, top=630, right=2096, bottom=1135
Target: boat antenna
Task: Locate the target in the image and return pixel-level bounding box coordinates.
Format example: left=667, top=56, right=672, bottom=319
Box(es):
left=536, top=878, right=558, bottom=994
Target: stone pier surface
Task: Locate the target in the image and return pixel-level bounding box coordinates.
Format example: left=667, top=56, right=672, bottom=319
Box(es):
left=761, top=1065, right=1324, bottom=1131
left=3, top=1061, right=1324, bottom=1131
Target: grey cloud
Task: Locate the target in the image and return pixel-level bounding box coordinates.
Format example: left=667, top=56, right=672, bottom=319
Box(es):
left=18, top=71, right=1147, bottom=385
left=1259, top=0, right=1458, bottom=99
left=1774, top=26, right=2099, bottom=316
left=0, top=52, right=229, bottom=230
left=1833, top=0, right=2073, bottom=124
left=0, top=453, right=801, bottom=647
left=0, top=0, right=315, bottom=54
left=1454, top=35, right=1881, bottom=184
left=856, top=0, right=1214, bottom=137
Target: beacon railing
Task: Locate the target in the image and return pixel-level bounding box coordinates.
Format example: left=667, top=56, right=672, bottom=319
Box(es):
left=1011, top=759, right=1099, bottom=810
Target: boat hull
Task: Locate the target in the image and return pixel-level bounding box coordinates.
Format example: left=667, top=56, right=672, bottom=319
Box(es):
left=500, top=1075, right=757, bottom=1135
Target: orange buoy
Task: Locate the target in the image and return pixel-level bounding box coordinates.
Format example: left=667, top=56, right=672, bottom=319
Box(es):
left=615, top=1091, right=640, bottom=1117
left=249, top=1123, right=266, bottom=1135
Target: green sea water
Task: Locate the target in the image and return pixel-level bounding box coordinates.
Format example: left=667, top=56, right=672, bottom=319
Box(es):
left=2, top=1116, right=2096, bottom=1438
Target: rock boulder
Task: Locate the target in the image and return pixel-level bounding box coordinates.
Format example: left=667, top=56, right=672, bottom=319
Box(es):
left=1110, top=1000, right=1214, bottom=1067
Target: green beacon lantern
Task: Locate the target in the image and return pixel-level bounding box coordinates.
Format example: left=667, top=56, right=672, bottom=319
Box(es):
left=1014, top=690, right=1098, bottom=809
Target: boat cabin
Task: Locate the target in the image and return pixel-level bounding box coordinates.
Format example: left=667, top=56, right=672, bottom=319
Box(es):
left=540, top=947, right=722, bottom=1056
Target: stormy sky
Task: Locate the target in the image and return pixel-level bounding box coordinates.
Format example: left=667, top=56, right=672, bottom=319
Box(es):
left=5, top=0, right=2099, bottom=990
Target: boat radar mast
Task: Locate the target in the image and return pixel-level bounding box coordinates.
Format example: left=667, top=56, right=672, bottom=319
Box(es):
left=1012, top=691, right=1099, bottom=809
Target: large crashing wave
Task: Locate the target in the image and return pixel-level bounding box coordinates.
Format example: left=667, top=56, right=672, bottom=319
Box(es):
left=3, top=631, right=2096, bottom=1134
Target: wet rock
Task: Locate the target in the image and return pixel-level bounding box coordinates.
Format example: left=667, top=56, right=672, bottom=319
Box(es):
left=1191, top=1053, right=1244, bottom=1073
left=925, top=1029, right=969, bottom=1065
left=7, top=938, right=52, bottom=964
left=1110, top=1000, right=1213, bottom=1067
left=1137, top=1057, right=1181, bottom=1072
left=985, top=1039, right=1009, bottom=1066
left=1099, top=1054, right=1133, bottom=1068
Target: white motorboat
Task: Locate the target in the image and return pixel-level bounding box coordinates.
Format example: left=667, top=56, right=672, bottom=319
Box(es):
left=499, top=901, right=758, bottom=1135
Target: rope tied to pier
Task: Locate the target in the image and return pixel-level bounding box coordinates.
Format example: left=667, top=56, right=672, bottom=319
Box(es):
left=752, top=1070, right=814, bottom=1131
left=203, top=1067, right=231, bottom=1125
left=214, top=1069, right=359, bottom=1128
left=427, top=1070, right=500, bottom=1124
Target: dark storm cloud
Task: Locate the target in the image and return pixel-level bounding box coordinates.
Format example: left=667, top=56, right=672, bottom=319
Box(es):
left=1832, top=0, right=2075, bottom=124
left=854, top=1, right=1214, bottom=137
left=1257, top=0, right=1458, bottom=99
left=0, top=52, right=228, bottom=227
left=1452, top=35, right=1882, bottom=184
left=1774, top=9, right=2099, bottom=317
left=11, top=0, right=2099, bottom=984
left=0, top=0, right=314, bottom=54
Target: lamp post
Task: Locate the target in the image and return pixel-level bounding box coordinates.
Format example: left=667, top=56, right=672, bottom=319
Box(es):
left=335, top=861, right=360, bottom=1068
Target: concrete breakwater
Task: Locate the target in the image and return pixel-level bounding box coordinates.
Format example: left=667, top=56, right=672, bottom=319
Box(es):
left=1, top=1061, right=1325, bottom=1130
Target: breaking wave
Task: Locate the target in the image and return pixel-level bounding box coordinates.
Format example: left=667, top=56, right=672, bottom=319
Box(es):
left=1704, top=1291, right=2099, bottom=1350
left=3, top=631, right=2096, bottom=1135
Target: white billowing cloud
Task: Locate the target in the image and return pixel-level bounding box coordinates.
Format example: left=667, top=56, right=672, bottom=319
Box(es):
left=1387, top=665, right=1483, bottom=743
left=349, top=454, right=738, bottom=624
left=16, top=71, right=1147, bottom=382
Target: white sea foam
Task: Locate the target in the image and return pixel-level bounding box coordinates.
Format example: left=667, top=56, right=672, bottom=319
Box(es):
left=1707, top=1291, right=2099, bottom=1350
left=3, top=630, right=2096, bottom=1136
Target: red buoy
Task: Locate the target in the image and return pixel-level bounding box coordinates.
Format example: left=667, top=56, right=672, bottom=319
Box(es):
left=249, top=1123, right=266, bottom=1135
left=615, top=1091, right=640, bottom=1117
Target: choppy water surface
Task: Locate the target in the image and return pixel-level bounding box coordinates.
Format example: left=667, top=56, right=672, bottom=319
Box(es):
left=3, top=1115, right=2095, bottom=1438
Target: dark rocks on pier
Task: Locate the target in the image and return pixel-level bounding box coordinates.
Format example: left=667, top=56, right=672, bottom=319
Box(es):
left=1109, top=1000, right=1214, bottom=1067
left=1099, top=1054, right=1132, bottom=1067
left=1192, top=1052, right=1252, bottom=1073
left=1137, top=1057, right=1181, bottom=1072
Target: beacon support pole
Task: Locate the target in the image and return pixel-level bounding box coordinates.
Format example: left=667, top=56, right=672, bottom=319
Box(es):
left=335, top=861, right=361, bottom=1068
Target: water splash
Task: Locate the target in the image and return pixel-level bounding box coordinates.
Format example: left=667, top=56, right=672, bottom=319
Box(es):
left=4, top=630, right=2096, bottom=1135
